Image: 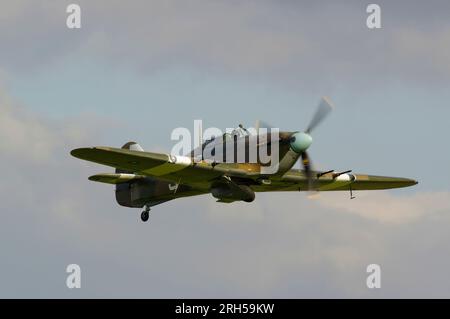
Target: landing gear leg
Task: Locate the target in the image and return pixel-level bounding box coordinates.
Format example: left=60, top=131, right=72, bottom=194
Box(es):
left=349, top=185, right=356, bottom=200
left=141, top=205, right=150, bottom=222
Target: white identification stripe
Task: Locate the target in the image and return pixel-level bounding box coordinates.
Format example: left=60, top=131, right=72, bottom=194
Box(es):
left=171, top=155, right=192, bottom=166
left=142, top=155, right=192, bottom=176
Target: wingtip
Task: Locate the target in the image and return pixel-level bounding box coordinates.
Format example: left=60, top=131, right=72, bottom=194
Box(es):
left=70, top=148, right=81, bottom=158
left=70, top=147, right=93, bottom=159
left=401, top=177, right=419, bottom=188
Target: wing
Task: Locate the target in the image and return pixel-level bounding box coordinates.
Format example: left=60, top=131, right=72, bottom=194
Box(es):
left=72, top=147, right=170, bottom=173
left=71, top=147, right=259, bottom=189
left=252, top=169, right=417, bottom=192
left=325, top=174, right=418, bottom=191
left=71, top=148, right=417, bottom=192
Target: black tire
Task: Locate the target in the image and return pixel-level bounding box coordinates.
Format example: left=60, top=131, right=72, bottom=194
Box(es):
left=141, top=211, right=149, bottom=222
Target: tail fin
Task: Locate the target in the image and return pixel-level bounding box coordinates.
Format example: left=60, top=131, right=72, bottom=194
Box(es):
left=121, top=141, right=144, bottom=152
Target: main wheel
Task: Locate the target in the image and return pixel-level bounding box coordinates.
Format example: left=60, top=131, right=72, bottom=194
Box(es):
left=141, top=210, right=149, bottom=222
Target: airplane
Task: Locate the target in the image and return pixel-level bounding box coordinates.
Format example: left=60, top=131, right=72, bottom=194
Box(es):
left=71, top=97, right=418, bottom=222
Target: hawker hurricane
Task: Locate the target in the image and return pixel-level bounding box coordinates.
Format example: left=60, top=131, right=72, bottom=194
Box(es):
left=71, top=98, right=417, bottom=222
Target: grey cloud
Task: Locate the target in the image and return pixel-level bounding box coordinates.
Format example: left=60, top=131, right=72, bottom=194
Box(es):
left=318, top=191, right=450, bottom=224
left=0, top=86, right=116, bottom=162
left=2, top=0, right=450, bottom=88
left=0, top=89, right=59, bottom=161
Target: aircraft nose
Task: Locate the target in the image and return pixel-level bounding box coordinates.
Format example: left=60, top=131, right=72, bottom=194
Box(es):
left=289, top=132, right=313, bottom=153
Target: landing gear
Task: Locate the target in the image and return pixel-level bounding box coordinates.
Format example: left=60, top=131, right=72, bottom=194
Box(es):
left=141, top=205, right=150, bottom=222
left=349, top=185, right=356, bottom=200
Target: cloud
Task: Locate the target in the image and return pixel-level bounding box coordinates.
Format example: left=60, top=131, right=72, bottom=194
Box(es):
left=202, top=188, right=450, bottom=226
left=2, top=0, right=450, bottom=87
left=0, top=87, right=108, bottom=162
left=77, top=0, right=450, bottom=87
left=0, top=89, right=59, bottom=161
left=318, top=191, right=450, bottom=224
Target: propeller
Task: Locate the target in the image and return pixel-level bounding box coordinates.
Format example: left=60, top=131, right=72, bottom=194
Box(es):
left=254, top=96, right=334, bottom=191
left=289, top=96, right=334, bottom=190
left=301, top=150, right=314, bottom=190
left=306, top=96, right=334, bottom=134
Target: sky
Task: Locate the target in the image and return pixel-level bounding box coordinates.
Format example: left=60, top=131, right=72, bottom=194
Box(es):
left=0, top=0, right=450, bottom=298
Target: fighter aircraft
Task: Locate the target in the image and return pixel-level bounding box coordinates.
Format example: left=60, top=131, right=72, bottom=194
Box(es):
left=71, top=98, right=417, bottom=222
